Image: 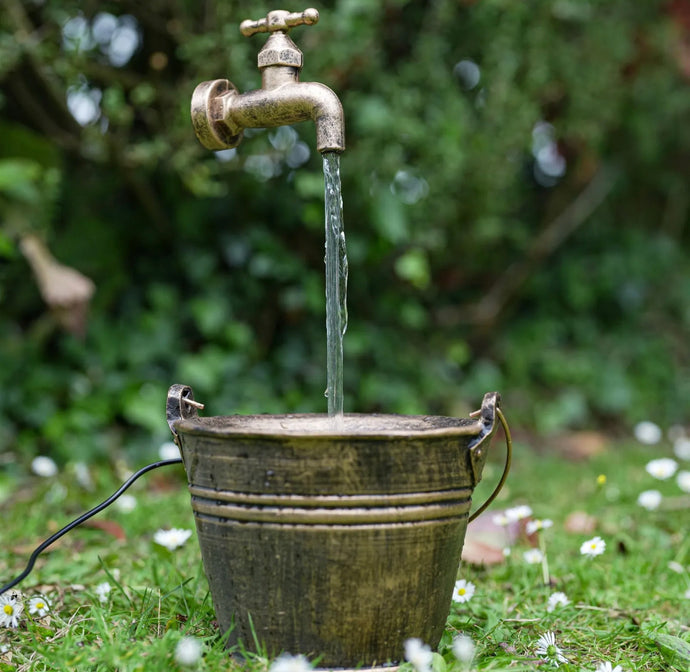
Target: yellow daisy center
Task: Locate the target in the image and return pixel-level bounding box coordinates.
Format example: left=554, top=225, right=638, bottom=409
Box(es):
left=590, top=543, right=598, bottom=550
left=36, top=602, right=45, bottom=610
left=458, top=588, right=466, bottom=595
left=3, top=604, right=13, bottom=615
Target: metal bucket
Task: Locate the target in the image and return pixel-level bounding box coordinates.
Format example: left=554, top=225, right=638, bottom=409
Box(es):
left=166, top=385, right=508, bottom=669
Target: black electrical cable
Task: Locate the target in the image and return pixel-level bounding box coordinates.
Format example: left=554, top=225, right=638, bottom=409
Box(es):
left=0, top=457, right=183, bottom=596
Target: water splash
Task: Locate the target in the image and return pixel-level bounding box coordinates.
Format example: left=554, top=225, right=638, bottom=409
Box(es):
left=323, top=152, right=348, bottom=419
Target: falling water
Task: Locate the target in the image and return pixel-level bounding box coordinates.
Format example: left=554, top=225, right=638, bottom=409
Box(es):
left=323, top=152, right=348, bottom=419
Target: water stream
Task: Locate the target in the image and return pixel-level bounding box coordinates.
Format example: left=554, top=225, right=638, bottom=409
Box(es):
left=323, top=152, right=348, bottom=420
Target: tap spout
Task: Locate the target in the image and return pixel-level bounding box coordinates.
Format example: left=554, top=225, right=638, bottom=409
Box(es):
left=223, top=77, right=345, bottom=154
left=191, top=73, right=345, bottom=154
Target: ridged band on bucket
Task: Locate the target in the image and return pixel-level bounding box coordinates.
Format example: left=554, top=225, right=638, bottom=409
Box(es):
left=189, top=484, right=473, bottom=525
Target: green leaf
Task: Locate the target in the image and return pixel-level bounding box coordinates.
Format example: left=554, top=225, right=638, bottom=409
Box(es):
left=650, top=633, right=690, bottom=671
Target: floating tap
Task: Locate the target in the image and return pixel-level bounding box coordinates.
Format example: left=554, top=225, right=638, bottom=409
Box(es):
left=191, top=8, right=345, bottom=154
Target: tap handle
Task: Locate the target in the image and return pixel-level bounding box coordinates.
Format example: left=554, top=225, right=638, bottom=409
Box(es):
left=240, top=8, right=319, bottom=37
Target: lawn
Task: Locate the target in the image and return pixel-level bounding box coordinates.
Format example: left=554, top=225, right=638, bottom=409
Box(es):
left=1, top=426, right=689, bottom=671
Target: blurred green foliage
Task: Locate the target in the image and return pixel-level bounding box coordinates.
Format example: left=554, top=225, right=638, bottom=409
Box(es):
left=1, top=0, right=689, bottom=464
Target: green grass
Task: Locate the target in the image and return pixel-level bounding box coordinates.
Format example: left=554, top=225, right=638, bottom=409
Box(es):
left=1, top=437, right=689, bottom=671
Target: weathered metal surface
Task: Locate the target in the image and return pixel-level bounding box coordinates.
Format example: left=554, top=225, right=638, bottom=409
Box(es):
left=168, top=387, right=500, bottom=668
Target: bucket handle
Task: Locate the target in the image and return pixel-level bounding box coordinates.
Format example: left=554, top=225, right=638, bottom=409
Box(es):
left=468, top=407, right=512, bottom=523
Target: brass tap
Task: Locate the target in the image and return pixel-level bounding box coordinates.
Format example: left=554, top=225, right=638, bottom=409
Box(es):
left=191, top=8, right=345, bottom=154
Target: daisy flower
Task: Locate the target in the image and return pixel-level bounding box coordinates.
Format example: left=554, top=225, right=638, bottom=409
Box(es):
left=505, top=504, right=533, bottom=521
left=492, top=512, right=510, bottom=526
left=404, top=638, right=433, bottom=672
left=95, top=582, right=112, bottom=603
left=645, top=458, right=678, bottom=480
left=535, top=631, right=567, bottom=667
left=594, top=662, right=623, bottom=672
left=580, top=536, right=606, bottom=558
left=523, top=548, right=544, bottom=565
left=28, top=596, right=50, bottom=618
left=637, top=490, right=662, bottom=511
left=546, top=591, right=570, bottom=612
left=153, top=528, right=192, bottom=550
left=0, top=592, right=24, bottom=628
left=269, top=654, right=312, bottom=672
left=676, top=471, right=690, bottom=493
left=115, top=493, right=137, bottom=513
left=452, top=635, right=475, bottom=665
left=452, top=579, right=475, bottom=603
left=175, top=636, right=203, bottom=666
left=526, top=519, right=553, bottom=535
left=634, top=421, right=662, bottom=445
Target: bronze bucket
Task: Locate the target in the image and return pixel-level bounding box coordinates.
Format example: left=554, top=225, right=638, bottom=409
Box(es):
left=166, top=385, right=509, bottom=669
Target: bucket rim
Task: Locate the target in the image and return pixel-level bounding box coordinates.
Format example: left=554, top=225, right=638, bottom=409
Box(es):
left=172, top=412, right=485, bottom=439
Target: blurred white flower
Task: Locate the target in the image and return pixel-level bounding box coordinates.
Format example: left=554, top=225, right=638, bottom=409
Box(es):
left=31, top=455, right=58, bottom=478
left=580, top=536, right=606, bottom=558
left=546, top=591, right=570, bottom=612
left=505, top=505, right=532, bottom=521
left=154, top=528, right=192, bottom=550
left=159, top=441, right=181, bottom=460
left=452, top=579, right=475, bottom=603
left=492, top=512, right=510, bottom=526
left=452, top=635, right=475, bottom=664
left=523, top=548, right=544, bottom=565
left=175, top=636, right=203, bottom=666
left=404, top=638, right=433, bottom=672
left=685, top=588, right=690, bottom=600
left=526, top=519, right=553, bottom=535
left=676, top=471, right=690, bottom=493
left=637, top=490, right=662, bottom=511
left=634, top=421, right=662, bottom=445
left=645, top=458, right=678, bottom=480
left=115, top=493, right=137, bottom=513
left=95, top=582, right=111, bottom=602
left=668, top=561, right=686, bottom=574
left=73, top=461, right=94, bottom=490
left=269, top=654, right=312, bottom=672
left=673, top=437, right=690, bottom=461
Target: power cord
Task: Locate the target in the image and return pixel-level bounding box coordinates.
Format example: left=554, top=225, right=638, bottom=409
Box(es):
left=0, top=457, right=183, bottom=596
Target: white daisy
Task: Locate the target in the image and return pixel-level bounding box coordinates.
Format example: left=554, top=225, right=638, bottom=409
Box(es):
left=580, top=536, right=606, bottom=558
left=523, top=548, right=544, bottom=565
left=534, top=631, right=567, bottom=667
left=175, top=636, right=203, bottom=666
left=269, top=654, right=312, bottom=672
left=676, top=471, right=690, bottom=493
left=637, top=490, right=662, bottom=511
left=505, top=504, right=533, bottom=521
left=0, top=592, right=24, bottom=628
left=634, top=421, right=662, bottom=445
left=153, top=528, right=193, bottom=550
left=645, top=458, right=678, bottom=480
left=28, top=596, right=50, bottom=618
left=594, top=662, right=623, bottom=672
left=31, top=455, right=58, bottom=478
left=95, top=582, right=111, bottom=603
left=404, top=638, right=433, bottom=672
left=526, top=519, right=553, bottom=535
left=452, top=579, right=475, bottom=604
left=451, top=635, right=475, bottom=664
left=546, top=591, right=570, bottom=612
left=685, top=588, right=690, bottom=600
left=673, top=437, right=690, bottom=461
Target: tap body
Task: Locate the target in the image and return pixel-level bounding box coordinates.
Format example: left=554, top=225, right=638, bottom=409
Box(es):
left=191, top=20, right=345, bottom=154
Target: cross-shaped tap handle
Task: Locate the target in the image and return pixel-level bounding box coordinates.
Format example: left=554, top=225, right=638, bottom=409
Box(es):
left=240, top=8, right=319, bottom=37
